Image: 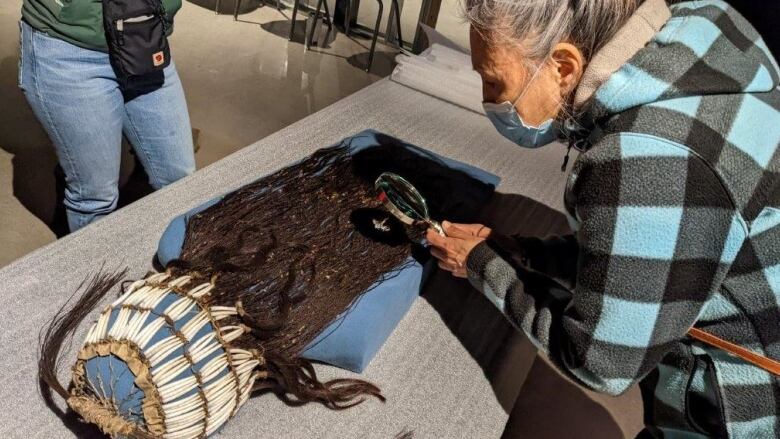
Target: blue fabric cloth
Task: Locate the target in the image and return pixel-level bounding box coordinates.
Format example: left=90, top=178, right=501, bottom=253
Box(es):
left=301, top=258, right=431, bottom=372
left=157, top=196, right=223, bottom=267
left=157, top=130, right=499, bottom=372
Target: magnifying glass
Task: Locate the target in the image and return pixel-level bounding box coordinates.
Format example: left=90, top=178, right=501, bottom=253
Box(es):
left=374, top=172, right=445, bottom=236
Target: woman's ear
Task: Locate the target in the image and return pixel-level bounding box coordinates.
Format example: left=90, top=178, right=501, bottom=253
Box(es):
left=551, top=42, right=585, bottom=96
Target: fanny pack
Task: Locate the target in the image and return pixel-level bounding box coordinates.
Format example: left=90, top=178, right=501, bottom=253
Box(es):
left=103, top=0, right=170, bottom=87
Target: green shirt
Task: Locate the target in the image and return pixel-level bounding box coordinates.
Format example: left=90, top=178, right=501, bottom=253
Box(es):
left=22, top=0, right=181, bottom=52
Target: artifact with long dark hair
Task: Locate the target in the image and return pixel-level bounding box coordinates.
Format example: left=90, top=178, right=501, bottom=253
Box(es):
left=38, top=133, right=495, bottom=438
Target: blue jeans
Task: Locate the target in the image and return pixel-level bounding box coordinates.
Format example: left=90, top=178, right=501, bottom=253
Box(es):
left=18, top=21, right=196, bottom=232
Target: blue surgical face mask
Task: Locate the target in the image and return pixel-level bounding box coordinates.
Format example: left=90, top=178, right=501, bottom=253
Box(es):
left=482, top=65, right=561, bottom=148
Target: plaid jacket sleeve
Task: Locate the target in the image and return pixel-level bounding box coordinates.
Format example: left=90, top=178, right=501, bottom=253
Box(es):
left=466, top=133, right=748, bottom=395
left=485, top=233, right=580, bottom=290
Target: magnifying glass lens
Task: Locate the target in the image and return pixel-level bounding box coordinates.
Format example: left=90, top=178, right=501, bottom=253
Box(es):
left=375, top=172, right=444, bottom=235
left=376, top=180, right=426, bottom=220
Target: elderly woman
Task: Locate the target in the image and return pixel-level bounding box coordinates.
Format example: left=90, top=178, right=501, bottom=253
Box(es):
left=427, top=0, right=780, bottom=437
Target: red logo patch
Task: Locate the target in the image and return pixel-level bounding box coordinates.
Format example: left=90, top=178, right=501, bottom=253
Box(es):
left=153, top=51, right=165, bottom=67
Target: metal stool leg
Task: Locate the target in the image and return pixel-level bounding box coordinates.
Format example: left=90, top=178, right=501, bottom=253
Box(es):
left=366, top=0, right=383, bottom=72
left=345, top=0, right=360, bottom=35
left=306, top=0, right=326, bottom=49
left=391, top=0, right=402, bottom=48
left=233, top=0, right=242, bottom=20
left=344, top=0, right=352, bottom=35
left=320, top=0, right=334, bottom=46
left=215, top=0, right=221, bottom=14
left=289, top=0, right=300, bottom=40
left=321, top=0, right=333, bottom=31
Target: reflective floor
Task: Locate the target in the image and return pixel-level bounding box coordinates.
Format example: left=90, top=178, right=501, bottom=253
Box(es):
left=0, top=0, right=459, bottom=266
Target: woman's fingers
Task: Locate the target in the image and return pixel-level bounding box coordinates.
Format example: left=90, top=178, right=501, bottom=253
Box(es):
left=442, top=221, right=492, bottom=239
left=438, top=260, right=457, bottom=273
left=475, top=225, right=492, bottom=238
left=442, top=221, right=471, bottom=239
left=426, top=228, right=449, bottom=248
left=440, top=260, right=467, bottom=278
left=428, top=225, right=480, bottom=277
left=431, top=247, right=462, bottom=268
left=430, top=247, right=448, bottom=262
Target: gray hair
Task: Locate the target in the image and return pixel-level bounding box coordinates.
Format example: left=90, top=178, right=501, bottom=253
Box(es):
left=464, top=0, right=641, bottom=62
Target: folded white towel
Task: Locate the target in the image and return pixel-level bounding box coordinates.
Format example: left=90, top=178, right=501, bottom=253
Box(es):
left=391, top=27, right=484, bottom=115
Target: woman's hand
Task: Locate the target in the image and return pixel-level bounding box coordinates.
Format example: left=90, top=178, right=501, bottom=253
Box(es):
left=427, top=221, right=492, bottom=278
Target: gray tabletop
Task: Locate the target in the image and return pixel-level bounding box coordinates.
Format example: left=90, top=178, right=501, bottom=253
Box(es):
left=0, top=78, right=571, bottom=438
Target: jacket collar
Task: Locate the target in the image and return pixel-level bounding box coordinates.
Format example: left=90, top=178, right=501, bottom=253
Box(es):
left=573, top=0, right=671, bottom=109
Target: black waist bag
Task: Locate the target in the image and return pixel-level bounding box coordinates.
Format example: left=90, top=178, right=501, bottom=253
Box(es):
left=103, top=0, right=170, bottom=87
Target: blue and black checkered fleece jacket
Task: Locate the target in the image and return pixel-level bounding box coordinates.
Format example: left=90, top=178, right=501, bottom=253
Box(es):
left=466, top=1, right=780, bottom=437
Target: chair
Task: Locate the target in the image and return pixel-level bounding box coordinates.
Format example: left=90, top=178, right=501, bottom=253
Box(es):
left=289, top=0, right=403, bottom=72
left=289, top=0, right=331, bottom=43
left=222, top=0, right=281, bottom=19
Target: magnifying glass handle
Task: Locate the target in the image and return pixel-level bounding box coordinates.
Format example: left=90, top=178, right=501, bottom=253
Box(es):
left=427, top=219, right=446, bottom=236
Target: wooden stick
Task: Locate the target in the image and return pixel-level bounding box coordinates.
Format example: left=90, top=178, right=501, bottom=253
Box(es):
left=688, top=327, right=780, bottom=376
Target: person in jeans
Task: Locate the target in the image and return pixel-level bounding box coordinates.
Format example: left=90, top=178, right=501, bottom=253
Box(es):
left=18, top=0, right=195, bottom=232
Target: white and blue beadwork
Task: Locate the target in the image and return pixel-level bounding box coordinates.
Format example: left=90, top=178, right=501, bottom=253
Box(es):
left=74, top=273, right=262, bottom=438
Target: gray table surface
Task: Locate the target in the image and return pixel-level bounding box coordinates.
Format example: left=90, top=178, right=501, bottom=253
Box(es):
left=0, top=78, right=571, bottom=438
